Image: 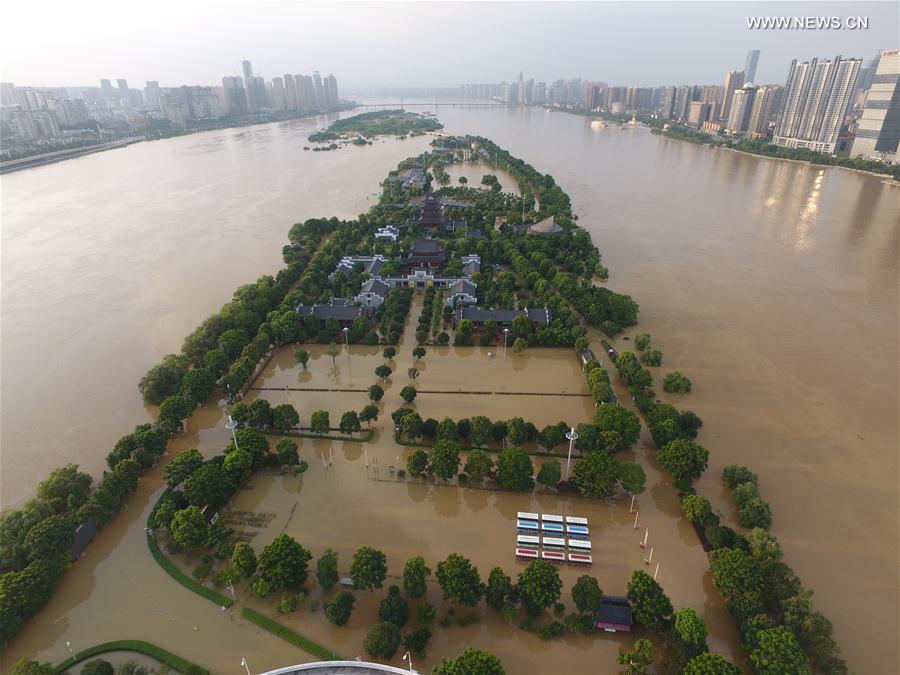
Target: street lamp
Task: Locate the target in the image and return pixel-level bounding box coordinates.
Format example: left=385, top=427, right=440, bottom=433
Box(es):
left=503, top=328, right=510, bottom=359
left=241, top=658, right=251, bottom=675
left=565, top=427, right=579, bottom=481
left=342, top=327, right=352, bottom=381
left=403, top=650, right=415, bottom=673
left=226, top=415, right=239, bottom=449
left=66, top=640, right=75, bottom=663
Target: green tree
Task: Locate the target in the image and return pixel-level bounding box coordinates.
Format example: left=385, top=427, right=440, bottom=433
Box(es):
left=273, top=404, right=300, bottom=431
left=431, top=440, right=461, bottom=481
left=360, top=404, right=379, bottom=427
left=80, top=660, right=114, bottom=675
left=350, top=546, right=388, bottom=590
left=616, top=462, right=647, bottom=494
left=402, top=625, right=432, bottom=659
left=368, top=384, right=384, bottom=401
left=246, top=399, right=274, bottom=429
left=571, top=574, right=603, bottom=615
left=432, top=648, right=504, bottom=675
left=640, top=346, right=663, bottom=366
left=709, top=548, right=764, bottom=597
left=339, top=410, right=361, bottom=434
left=276, top=438, right=300, bottom=466
left=383, top=346, right=397, bottom=359
left=327, top=341, right=340, bottom=364
left=485, top=566, right=512, bottom=610
left=234, top=427, right=270, bottom=465
left=681, top=494, right=713, bottom=525
left=412, top=346, right=426, bottom=360
left=750, top=627, right=811, bottom=675
left=294, top=348, right=310, bottom=368
left=23, top=514, right=74, bottom=562
left=9, top=660, right=55, bottom=675
left=683, top=653, right=741, bottom=675
left=436, top=553, right=483, bottom=606
left=536, top=459, right=561, bottom=488
left=326, top=590, right=356, bottom=626
left=663, top=371, right=692, bottom=393
left=626, top=570, right=673, bottom=632
left=399, top=385, right=418, bottom=404
left=537, top=425, right=563, bottom=451
left=464, top=449, right=493, bottom=483
left=512, top=337, right=527, bottom=355
left=616, top=639, right=653, bottom=675
left=594, top=404, right=641, bottom=450
left=164, top=449, right=204, bottom=488
left=179, top=368, right=216, bottom=405
left=469, top=416, right=493, bottom=447
left=139, top=353, right=189, bottom=405
left=231, top=542, right=257, bottom=580
left=403, top=555, right=431, bottom=598
left=401, top=412, right=424, bottom=440
left=417, top=600, right=437, bottom=626
left=379, top=585, right=410, bottom=627
left=223, top=448, right=252, bottom=481
left=375, top=365, right=392, bottom=381
left=657, top=438, right=709, bottom=484
left=170, top=506, right=207, bottom=548
left=634, top=334, right=652, bottom=351
left=407, top=367, right=419, bottom=381
left=257, top=534, right=312, bottom=592
left=185, top=463, right=231, bottom=507
left=364, top=621, right=401, bottom=659
left=674, top=607, right=708, bottom=649
left=435, top=417, right=458, bottom=441
left=158, top=394, right=195, bottom=428
left=310, top=410, right=330, bottom=434
left=573, top=451, right=618, bottom=498
left=36, top=464, right=92, bottom=514
left=506, top=417, right=528, bottom=445
left=406, top=449, right=428, bottom=477
left=517, top=559, right=563, bottom=617
left=496, top=446, right=534, bottom=491
left=317, top=548, right=339, bottom=590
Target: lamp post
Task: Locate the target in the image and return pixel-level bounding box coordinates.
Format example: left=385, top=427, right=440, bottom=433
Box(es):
left=343, top=327, right=352, bottom=381
left=226, top=415, right=239, bottom=449
left=241, top=658, right=251, bottom=675
left=66, top=641, right=75, bottom=664
left=403, top=650, right=415, bottom=673
left=565, top=427, right=579, bottom=482
left=503, top=328, right=509, bottom=359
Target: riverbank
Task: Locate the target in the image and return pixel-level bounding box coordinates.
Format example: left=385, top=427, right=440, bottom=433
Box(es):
left=0, top=138, right=143, bottom=174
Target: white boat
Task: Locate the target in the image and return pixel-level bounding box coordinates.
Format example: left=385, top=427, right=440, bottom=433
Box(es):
left=591, top=119, right=607, bottom=128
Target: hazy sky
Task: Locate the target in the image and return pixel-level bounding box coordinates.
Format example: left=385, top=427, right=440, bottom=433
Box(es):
left=2, top=1, right=896, bottom=89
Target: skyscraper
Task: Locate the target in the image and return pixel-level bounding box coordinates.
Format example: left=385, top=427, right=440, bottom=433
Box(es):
left=727, top=84, right=757, bottom=134
left=313, top=72, right=324, bottom=109
left=144, top=81, right=161, bottom=109
left=851, top=49, right=900, bottom=163
left=720, top=70, right=746, bottom=121
left=323, top=74, right=339, bottom=108
left=745, top=50, right=761, bottom=83
left=222, top=76, right=248, bottom=114
left=272, top=77, right=286, bottom=111
left=283, top=74, right=298, bottom=110
left=747, top=86, right=776, bottom=135
left=774, top=55, right=862, bottom=154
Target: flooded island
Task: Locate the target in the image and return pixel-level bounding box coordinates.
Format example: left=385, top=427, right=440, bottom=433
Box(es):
left=2, top=128, right=851, bottom=675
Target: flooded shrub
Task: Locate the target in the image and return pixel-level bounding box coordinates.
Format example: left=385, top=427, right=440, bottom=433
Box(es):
left=538, top=620, right=565, bottom=640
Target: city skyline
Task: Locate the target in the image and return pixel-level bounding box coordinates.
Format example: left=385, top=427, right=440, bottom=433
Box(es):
left=2, top=1, right=895, bottom=89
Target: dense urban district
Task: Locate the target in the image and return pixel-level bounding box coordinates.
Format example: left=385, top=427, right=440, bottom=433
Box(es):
left=2, top=125, right=846, bottom=675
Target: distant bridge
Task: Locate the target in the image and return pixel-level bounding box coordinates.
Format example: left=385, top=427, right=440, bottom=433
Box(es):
left=356, top=102, right=505, bottom=110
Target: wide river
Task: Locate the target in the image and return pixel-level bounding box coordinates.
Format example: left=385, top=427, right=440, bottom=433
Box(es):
left=1, top=104, right=897, bottom=672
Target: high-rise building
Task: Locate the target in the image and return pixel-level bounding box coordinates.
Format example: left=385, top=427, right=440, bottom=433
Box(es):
left=144, top=81, right=161, bottom=109
left=747, top=86, right=776, bottom=136
left=851, top=49, right=900, bottom=163
left=1, top=82, right=19, bottom=106
left=100, top=79, right=115, bottom=100
left=272, top=77, right=286, bottom=111
left=727, top=84, right=758, bottom=134
left=745, top=50, right=761, bottom=83
left=674, top=86, right=692, bottom=121
left=296, top=74, right=316, bottom=111
left=222, top=76, right=248, bottom=115
left=313, top=72, right=324, bottom=108
left=774, top=55, right=862, bottom=154
left=688, top=101, right=712, bottom=128
left=241, top=60, right=255, bottom=110
left=324, top=74, right=339, bottom=108
left=720, top=70, right=746, bottom=121
left=660, top=86, right=677, bottom=119
left=283, top=74, right=298, bottom=110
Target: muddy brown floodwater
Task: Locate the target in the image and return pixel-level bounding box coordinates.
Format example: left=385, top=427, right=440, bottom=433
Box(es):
left=1, top=101, right=897, bottom=673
